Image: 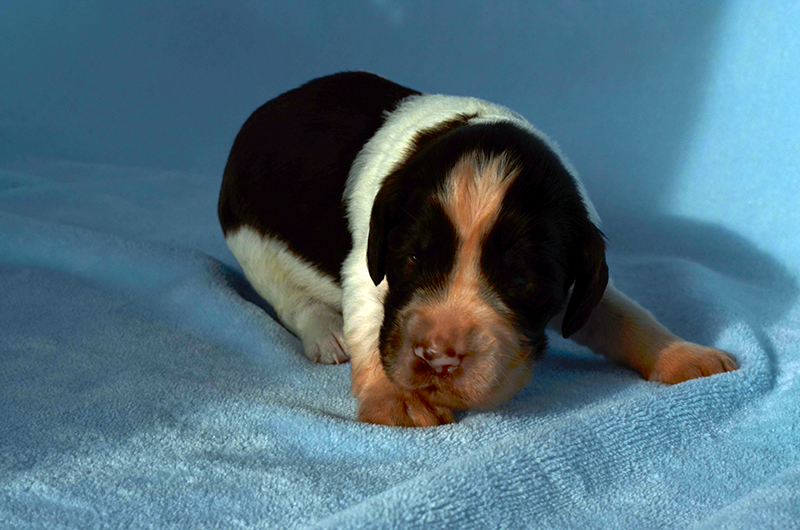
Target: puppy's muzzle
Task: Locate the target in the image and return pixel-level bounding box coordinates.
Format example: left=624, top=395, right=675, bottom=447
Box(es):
left=390, top=302, right=530, bottom=409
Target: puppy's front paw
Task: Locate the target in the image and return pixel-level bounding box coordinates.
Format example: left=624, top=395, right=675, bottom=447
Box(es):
left=649, top=341, right=738, bottom=384
left=357, top=389, right=454, bottom=427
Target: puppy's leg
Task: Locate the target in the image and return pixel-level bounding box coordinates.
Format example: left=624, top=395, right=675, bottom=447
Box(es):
left=553, top=282, right=737, bottom=383
left=225, top=226, right=349, bottom=364
left=352, top=351, right=454, bottom=427
left=343, top=278, right=454, bottom=427
left=350, top=348, right=455, bottom=427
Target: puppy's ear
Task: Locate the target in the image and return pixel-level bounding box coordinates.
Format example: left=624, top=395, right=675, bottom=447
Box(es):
left=366, top=186, right=392, bottom=285
left=561, top=223, right=608, bottom=338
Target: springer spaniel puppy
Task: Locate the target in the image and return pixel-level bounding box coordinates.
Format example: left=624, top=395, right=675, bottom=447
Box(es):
left=218, top=72, right=737, bottom=427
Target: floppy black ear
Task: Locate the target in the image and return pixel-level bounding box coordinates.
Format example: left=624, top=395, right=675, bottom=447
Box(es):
left=561, top=223, right=609, bottom=338
left=366, top=186, right=392, bottom=285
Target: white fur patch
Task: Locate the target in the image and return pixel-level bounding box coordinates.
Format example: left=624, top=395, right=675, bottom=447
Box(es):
left=225, top=226, right=348, bottom=364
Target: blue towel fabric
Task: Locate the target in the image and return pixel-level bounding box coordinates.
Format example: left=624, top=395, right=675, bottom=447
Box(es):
left=1, top=2, right=799, bottom=529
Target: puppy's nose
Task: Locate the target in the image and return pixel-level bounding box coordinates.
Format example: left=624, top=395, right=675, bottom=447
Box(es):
left=413, top=343, right=461, bottom=375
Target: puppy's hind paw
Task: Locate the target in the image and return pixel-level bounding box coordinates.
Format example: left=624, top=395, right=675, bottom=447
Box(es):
left=300, top=307, right=350, bottom=365
left=306, top=330, right=349, bottom=365
left=649, top=341, right=738, bottom=384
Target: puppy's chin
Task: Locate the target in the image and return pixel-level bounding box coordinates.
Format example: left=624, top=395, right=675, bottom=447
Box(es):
left=384, top=331, right=540, bottom=410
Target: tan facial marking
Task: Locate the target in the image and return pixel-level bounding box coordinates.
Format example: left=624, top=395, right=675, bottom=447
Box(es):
left=438, top=152, right=519, bottom=303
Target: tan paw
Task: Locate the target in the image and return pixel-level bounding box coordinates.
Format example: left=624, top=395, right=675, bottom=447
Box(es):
left=357, top=389, right=454, bottom=427
left=649, top=341, right=738, bottom=384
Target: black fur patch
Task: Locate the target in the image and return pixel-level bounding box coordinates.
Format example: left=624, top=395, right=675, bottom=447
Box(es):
left=480, top=122, right=594, bottom=337
left=218, top=72, right=419, bottom=281
left=497, top=130, right=607, bottom=338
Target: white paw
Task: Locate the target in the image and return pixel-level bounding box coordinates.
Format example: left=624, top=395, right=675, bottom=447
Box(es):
left=300, top=308, right=350, bottom=364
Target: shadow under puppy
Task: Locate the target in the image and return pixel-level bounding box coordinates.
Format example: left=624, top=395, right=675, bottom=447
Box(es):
left=218, top=72, right=737, bottom=427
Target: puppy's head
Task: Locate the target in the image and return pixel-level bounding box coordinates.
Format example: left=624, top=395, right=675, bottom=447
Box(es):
left=367, top=122, right=607, bottom=410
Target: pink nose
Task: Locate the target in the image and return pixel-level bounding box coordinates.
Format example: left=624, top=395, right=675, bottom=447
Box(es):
left=413, top=344, right=461, bottom=375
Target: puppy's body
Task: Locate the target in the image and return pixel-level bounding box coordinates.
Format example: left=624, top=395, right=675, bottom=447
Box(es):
left=219, top=72, right=737, bottom=426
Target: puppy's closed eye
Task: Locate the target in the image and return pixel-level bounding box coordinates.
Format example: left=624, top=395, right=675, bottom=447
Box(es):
left=510, top=273, right=529, bottom=288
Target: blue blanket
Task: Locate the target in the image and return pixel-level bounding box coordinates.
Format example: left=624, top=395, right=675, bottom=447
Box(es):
left=2, top=2, right=799, bottom=528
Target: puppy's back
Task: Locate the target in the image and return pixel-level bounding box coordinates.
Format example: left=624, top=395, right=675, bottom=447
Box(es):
left=218, top=72, right=418, bottom=280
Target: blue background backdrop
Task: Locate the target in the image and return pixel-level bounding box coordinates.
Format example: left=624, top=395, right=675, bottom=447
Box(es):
left=1, top=2, right=798, bottom=528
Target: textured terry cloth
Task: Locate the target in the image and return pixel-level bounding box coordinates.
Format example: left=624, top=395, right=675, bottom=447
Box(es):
left=1, top=1, right=800, bottom=529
